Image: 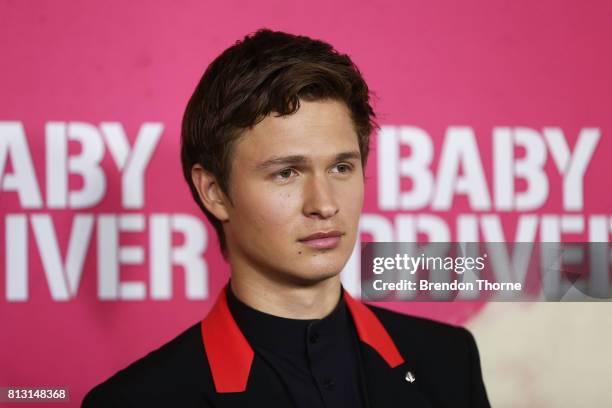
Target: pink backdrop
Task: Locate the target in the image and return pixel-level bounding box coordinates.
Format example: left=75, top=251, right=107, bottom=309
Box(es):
left=1, top=1, right=611, bottom=406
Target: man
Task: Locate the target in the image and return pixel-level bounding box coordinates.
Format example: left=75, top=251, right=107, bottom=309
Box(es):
left=83, top=29, right=490, bottom=407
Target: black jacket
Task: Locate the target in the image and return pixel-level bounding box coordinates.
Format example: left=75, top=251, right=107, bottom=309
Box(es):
left=83, top=285, right=490, bottom=407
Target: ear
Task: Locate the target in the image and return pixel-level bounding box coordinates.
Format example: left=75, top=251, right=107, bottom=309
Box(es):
left=191, top=164, right=230, bottom=222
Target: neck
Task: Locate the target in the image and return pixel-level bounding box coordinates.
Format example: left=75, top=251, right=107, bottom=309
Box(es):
left=229, top=270, right=342, bottom=320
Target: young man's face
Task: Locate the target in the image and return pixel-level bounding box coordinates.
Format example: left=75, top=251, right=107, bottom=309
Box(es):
left=223, top=99, right=364, bottom=285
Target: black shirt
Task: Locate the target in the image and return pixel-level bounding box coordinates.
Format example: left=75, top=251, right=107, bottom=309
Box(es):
left=225, top=285, right=365, bottom=408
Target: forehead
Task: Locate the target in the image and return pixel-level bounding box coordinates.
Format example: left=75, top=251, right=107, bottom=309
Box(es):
left=233, top=99, right=359, bottom=164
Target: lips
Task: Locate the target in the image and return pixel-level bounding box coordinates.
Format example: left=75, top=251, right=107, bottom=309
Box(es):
left=298, top=231, right=343, bottom=249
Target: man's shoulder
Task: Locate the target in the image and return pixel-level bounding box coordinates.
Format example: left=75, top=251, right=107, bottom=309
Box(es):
left=365, top=302, right=467, bottom=334
left=364, top=303, right=476, bottom=356
left=363, top=303, right=489, bottom=406
left=82, top=321, right=212, bottom=407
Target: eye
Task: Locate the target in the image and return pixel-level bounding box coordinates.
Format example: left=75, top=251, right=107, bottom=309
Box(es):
left=276, top=168, right=298, bottom=180
left=331, top=163, right=353, bottom=173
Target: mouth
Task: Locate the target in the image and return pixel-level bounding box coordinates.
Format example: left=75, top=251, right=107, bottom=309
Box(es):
left=298, top=231, right=343, bottom=250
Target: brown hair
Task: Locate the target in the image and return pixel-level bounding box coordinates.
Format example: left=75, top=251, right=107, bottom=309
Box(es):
left=181, top=28, right=377, bottom=256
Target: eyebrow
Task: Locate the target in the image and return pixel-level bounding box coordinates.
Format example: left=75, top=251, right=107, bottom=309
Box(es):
left=254, top=150, right=362, bottom=171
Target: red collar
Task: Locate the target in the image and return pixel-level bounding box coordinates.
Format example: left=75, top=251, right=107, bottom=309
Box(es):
left=201, top=283, right=405, bottom=393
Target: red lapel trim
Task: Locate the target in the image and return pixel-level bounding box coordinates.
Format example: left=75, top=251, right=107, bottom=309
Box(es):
left=201, top=286, right=254, bottom=393
left=342, top=290, right=405, bottom=368
left=201, top=283, right=405, bottom=393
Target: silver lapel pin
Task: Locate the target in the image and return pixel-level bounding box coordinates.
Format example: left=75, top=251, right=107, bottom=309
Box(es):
left=405, top=371, right=416, bottom=383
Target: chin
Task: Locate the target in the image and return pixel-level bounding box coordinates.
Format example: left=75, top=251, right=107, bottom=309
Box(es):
left=283, top=260, right=346, bottom=286
left=284, top=271, right=340, bottom=287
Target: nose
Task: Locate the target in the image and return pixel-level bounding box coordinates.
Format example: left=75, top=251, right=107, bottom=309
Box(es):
left=303, top=172, right=339, bottom=219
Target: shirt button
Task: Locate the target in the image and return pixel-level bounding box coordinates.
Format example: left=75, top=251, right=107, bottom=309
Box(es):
left=309, top=332, right=319, bottom=343
left=323, top=378, right=335, bottom=390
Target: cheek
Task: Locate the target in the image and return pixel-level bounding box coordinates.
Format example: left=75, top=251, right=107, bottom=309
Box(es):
left=339, top=180, right=364, bottom=215
left=239, top=187, right=299, bottom=232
